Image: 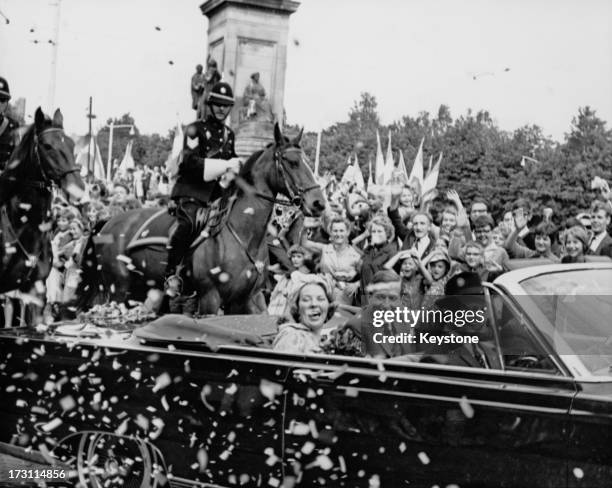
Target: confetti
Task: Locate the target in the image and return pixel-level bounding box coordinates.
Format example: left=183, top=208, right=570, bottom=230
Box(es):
left=152, top=372, right=172, bottom=392
left=243, top=207, right=255, bottom=215
left=197, top=448, right=208, bottom=472
left=417, top=451, right=430, bottom=465
left=41, top=418, right=62, bottom=432
left=459, top=396, right=475, bottom=418
left=573, top=467, right=584, bottom=479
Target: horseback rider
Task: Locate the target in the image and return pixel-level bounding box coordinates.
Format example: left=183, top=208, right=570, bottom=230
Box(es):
left=164, top=81, right=241, bottom=311
left=0, top=77, right=19, bottom=172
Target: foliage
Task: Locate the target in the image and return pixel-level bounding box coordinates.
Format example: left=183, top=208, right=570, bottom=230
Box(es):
left=297, top=93, right=612, bottom=224
left=96, top=113, right=172, bottom=172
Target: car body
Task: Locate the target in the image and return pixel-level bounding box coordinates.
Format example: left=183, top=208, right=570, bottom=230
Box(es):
left=0, top=263, right=610, bottom=487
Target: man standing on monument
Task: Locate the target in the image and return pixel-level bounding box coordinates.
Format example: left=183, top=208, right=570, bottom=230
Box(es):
left=165, top=81, right=241, bottom=314
left=190, top=64, right=206, bottom=111
left=197, top=58, right=221, bottom=120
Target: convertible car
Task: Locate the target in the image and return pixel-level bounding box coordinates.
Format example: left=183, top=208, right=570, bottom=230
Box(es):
left=0, top=262, right=610, bottom=487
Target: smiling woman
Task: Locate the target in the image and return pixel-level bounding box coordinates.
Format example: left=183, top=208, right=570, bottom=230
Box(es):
left=273, top=278, right=336, bottom=354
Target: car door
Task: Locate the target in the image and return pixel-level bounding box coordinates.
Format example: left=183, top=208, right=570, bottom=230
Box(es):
left=0, top=333, right=288, bottom=488
left=281, top=290, right=575, bottom=487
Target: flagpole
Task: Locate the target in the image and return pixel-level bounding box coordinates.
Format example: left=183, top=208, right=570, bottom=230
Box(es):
left=314, top=130, right=321, bottom=177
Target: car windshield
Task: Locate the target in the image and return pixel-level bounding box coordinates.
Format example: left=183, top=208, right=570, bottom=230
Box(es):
left=520, top=269, right=612, bottom=376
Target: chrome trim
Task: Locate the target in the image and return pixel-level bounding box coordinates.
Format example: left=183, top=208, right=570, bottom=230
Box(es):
left=336, top=386, right=573, bottom=415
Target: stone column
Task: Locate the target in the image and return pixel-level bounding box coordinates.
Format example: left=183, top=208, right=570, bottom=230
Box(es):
left=200, top=0, right=300, bottom=157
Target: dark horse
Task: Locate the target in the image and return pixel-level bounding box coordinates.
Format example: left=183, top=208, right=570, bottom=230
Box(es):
left=0, top=108, right=85, bottom=297
left=79, top=123, right=325, bottom=314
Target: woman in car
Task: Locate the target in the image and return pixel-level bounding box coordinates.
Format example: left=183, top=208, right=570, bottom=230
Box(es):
left=273, top=279, right=336, bottom=354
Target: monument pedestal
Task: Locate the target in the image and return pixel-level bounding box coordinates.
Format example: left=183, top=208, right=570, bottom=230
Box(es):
left=200, top=0, right=300, bottom=131
left=234, top=121, right=274, bottom=159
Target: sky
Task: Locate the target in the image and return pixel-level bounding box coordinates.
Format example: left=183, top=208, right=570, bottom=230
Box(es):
left=1, top=0, right=611, bottom=141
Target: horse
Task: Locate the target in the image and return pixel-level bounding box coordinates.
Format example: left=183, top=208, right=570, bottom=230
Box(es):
left=0, top=108, right=85, bottom=301
left=79, top=123, right=326, bottom=314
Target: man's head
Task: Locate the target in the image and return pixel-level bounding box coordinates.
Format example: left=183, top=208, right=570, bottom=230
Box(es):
left=411, top=211, right=432, bottom=239
left=590, top=201, right=612, bottom=235
left=251, top=72, right=260, bottom=83
left=469, top=197, right=488, bottom=223
left=207, top=82, right=234, bottom=122
left=366, top=270, right=401, bottom=309
left=463, top=241, right=484, bottom=269
left=0, top=77, right=10, bottom=116
left=196, top=64, right=203, bottom=73
left=472, top=214, right=495, bottom=246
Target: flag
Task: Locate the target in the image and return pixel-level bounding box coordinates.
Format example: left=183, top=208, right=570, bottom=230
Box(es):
left=314, top=130, right=322, bottom=177
left=76, top=134, right=105, bottom=180
left=426, top=155, right=433, bottom=177
left=375, top=130, right=384, bottom=184
left=165, top=120, right=184, bottom=181
left=353, top=154, right=365, bottom=190
left=408, top=137, right=425, bottom=197
left=115, top=140, right=135, bottom=180
left=367, top=156, right=374, bottom=189
left=422, top=152, right=442, bottom=205
left=396, top=150, right=410, bottom=185
left=383, top=131, right=394, bottom=184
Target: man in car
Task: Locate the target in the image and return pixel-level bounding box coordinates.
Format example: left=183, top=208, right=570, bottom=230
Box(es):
left=329, top=270, right=416, bottom=358
left=419, top=272, right=502, bottom=369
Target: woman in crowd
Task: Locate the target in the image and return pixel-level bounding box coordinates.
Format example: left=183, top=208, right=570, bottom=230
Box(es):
left=560, top=226, right=589, bottom=263
left=302, top=217, right=362, bottom=305
left=358, top=216, right=398, bottom=304
left=273, top=279, right=336, bottom=354
left=505, top=213, right=560, bottom=261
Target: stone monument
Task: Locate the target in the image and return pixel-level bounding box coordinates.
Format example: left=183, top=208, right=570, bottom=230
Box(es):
left=199, top=0, right=300, bottom=158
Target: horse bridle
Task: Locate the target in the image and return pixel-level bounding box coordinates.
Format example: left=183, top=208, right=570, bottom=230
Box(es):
left=267, top=145, right=320, bottom=207
left=0, top=127, right=79, bottom=192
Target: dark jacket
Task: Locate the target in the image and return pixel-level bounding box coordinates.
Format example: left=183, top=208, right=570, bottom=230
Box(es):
left=0, top=114, right=19, bottom=170
left=359, top=241, right=398, bottom=294
left=171, top=115, right=237, bottom=203
left=387, top=207, right=436, bottom=257
left=589, top=233, right=612, bottom=259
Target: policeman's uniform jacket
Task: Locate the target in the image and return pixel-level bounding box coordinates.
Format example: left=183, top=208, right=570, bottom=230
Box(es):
left=171, top=115, right=237, bottom=205
left=0, top=114, right=19, bottom=171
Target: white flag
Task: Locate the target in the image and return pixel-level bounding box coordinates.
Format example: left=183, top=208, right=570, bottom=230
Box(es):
left=408, top=137, right=425, bottom=196
left=375, top=130, right=385, bottom=184
left=422, top=152, right=442, bottom=204
left=383, top=131, right=394, bottom=184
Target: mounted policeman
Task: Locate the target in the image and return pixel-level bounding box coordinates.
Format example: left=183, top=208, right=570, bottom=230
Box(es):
left=0, top=77, right=19, bottom=172
left=164, top=80, right=241, bottom=311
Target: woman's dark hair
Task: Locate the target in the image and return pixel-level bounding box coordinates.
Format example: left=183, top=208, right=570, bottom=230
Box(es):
left=533, top=222, right=559, bottom=243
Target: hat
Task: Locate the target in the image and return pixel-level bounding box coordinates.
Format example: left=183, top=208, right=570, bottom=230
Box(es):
left=366, top=269, right=401, bottom=294
left=435, top=272, right=485, bottom=311
left=207, top=81, right=234, bottom=106
left=0, top=77, right=10, bottom=101
left=287, top=244, right=311, bottom=259
left=422, top=249, right=451, bottom=268
left=250, top=72, right=260, bottom=80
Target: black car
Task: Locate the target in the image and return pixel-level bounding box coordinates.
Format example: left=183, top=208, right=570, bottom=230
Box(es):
left=0, top=263, right=611, bottom=487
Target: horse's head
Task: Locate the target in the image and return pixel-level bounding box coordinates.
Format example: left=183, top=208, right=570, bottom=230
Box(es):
left=252, top=123, right=325, bottom=217
left=26, top=107, right=85, bottom=202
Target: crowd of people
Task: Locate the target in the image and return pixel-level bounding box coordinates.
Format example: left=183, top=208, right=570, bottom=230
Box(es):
left=267, top=175, right=612, bottom=358
left=30, top=169, right=172, bottom=322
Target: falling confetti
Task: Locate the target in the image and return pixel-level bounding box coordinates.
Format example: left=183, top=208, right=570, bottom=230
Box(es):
left=573, top=467, right=584, bottom=479
left=459, top=396, right=475, bottom=418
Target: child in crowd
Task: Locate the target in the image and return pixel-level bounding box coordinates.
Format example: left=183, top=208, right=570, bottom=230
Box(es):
left=419, top=249, right=452, bottom=309
left=268, top=245, right=318, bottom=316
